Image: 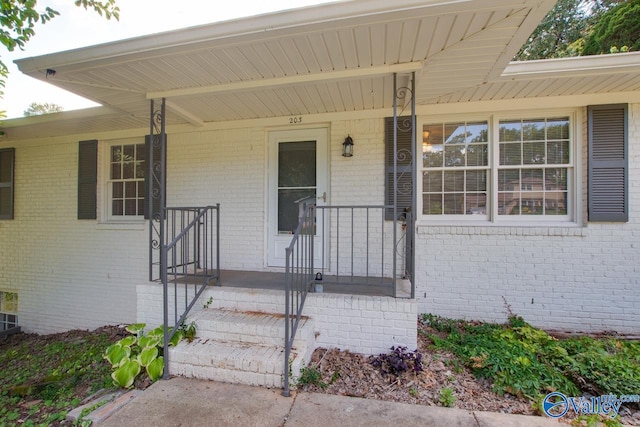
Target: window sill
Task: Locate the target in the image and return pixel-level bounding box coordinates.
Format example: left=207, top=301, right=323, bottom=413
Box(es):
left=97, top=221, right=146, bottom=231
left=416, top=222, right=587, bottom=237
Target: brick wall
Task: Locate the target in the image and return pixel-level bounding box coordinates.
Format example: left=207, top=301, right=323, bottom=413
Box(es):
left=414, top=103, right=640, bottom=334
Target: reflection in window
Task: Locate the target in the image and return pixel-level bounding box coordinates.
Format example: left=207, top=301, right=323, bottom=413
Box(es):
left=498, top=118, right=570, bottom=216
left=422, top=121, right=488, bottom=215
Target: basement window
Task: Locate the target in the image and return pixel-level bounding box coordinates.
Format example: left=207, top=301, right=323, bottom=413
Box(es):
left=0, top=291, right=18, bottom=331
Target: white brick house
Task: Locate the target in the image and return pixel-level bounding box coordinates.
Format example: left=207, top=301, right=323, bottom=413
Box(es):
left=1, top=0, right=639, bottom=366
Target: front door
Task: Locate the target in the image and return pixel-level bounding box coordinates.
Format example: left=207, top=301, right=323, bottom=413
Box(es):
left=267, top=128, right=328, bottom=267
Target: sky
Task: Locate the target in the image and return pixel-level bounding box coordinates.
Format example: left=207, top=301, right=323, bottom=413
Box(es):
left=1, top=0, right=336, bottom=119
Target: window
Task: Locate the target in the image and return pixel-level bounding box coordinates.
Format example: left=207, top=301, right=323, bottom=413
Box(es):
left=420, top=113, right=574, bottom=223
left=107, top=141, right=146, bottom=218
left=0, top=148, right=15, bottom=220
left=422, top=121, right=489, bottom=217
left=0, top=291, right=18, bottom=331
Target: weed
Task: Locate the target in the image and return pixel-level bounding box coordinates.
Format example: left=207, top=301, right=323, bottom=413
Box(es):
left=297, top=365, right=327, bottom=389
left=203, top=296, right=213, bottom=309
left=439, top=387, right=456, bottom=407
left=409, top=387, right=419, bottom=398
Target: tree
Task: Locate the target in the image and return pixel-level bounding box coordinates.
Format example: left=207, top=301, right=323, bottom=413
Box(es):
left=582, top=0, right=640, bottom=54
left=0, top=1, right=120, bottom=118
left=23, top=102, right=64, bottom=116
left=514, top=0, right=633, bottom=60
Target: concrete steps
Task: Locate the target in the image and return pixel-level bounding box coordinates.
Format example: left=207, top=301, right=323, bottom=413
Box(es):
left=169, top=308, right=316, bottom=388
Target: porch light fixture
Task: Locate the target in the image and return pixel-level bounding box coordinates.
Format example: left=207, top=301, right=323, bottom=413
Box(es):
left=342, top=135, right=354, bottom=157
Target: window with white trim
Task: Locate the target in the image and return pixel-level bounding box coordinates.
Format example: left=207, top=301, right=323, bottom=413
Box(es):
left=420, top=113, right=574, bottom=223
left=0, top=291, right=18, bottom=331
left=106, top=140, right=146, bottom=219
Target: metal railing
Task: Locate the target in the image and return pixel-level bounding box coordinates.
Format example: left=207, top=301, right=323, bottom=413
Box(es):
left=282, top=202, right=411, bottom=395
left=282, top=201, right=316, bottom=397
left=162, top=205, right=220, bottom=379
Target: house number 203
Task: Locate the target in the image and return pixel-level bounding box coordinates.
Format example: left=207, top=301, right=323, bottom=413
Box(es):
left=289, top=116, right=303, bottom=124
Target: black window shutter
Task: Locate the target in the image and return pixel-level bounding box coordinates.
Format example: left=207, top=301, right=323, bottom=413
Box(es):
left=588, top=104, right=628, bottom=222
left=385, top=116, right=413, bottom=220
left=0, top=148, right=15, bottom=220
left=144, top=135, right=166, bottom=220
left=77, top=140, right=98, bottom=220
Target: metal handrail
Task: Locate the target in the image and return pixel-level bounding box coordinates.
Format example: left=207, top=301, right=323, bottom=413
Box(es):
left=162, top=205, right=220, bottom=379
left=282, top=201, right=315, bottom=397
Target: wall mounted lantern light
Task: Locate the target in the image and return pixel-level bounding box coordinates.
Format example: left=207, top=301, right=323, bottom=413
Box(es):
left=342, top=135, right=354, bottom=157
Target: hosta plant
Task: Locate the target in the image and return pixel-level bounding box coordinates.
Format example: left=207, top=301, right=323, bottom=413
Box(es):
left=104, top=323, right=190, bottom=388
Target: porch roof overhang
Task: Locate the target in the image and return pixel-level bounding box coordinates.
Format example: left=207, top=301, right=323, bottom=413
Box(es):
left=4, top=0, right=640, bottom=142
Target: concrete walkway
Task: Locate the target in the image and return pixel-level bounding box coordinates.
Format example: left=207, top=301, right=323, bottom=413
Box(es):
left=99, top=377, right=564, bottom=427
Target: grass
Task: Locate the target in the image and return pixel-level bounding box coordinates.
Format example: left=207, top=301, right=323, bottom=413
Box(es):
left=0, top=326, right=122, bottom=426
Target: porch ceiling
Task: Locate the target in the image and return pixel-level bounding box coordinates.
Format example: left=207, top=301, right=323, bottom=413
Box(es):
left=13, top=0, right=555, bottom=129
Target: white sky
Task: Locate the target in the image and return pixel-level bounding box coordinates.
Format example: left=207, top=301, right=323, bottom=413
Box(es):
left=1, top=0, right=335, bottom=119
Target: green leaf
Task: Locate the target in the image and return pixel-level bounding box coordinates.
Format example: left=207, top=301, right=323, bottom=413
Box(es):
left=104, top=343, right=131, bottom=367
left=146, top=356, right=164, bottom=381
left=169, top=330, right=184, bottom=347
left=111, top=359, right=141, bottom=389
left=116, top=336, right=136, bottom=348
left=125, top=323, right=146, bottom=334
left=138, top=347, right=158, bottom=367
left=138, top=335, right=160, bottom=349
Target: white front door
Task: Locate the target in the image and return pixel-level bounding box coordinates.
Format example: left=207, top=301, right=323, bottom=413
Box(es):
left=267, top=128, right=328, bottom=267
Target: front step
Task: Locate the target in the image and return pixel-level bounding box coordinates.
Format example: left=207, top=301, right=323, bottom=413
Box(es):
left=169, top=309, right=316, bottom=388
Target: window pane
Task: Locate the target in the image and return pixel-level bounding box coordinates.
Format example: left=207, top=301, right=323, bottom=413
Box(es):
left=499, top=121, right=521, bottom=142
left=498, top=169, right=519, bottom=191
left=423, top=144, right=443, bottom=167
left=523, top=119, right=545, bottom=141
left=545, top=168, right=568, bottom=190
left=111, top=145, right=121, bottom=162
left=465, top=194, right=487, bottom=215
left=422, top=171, right=442, bottom=193
left=278, top=189, right=315, bottom=234
left=125, top=199, right=137, bottom=216
left=500, top=143, right=521, bottom=165
left=445, top=145, right=465, bottom=167
left=125, top=181, right=137, bottom=198
left=138, top=199, right=145, bottom=215
left=547, top=141, right=570, bottom=164
left=445, top=123, right=466, bottom=144
left=111, top=163, right=121, bottom=180
left=137, top=181, right=145, bottom=198
left=522, top=169, right=543, bottom=186
left=547, top=118, right=569, bottom=139
left=423, top=194, right=443, bottom=215
left=523, top=141, right=546, bottom=165
left=112, top=182, right=123, bottom=198
left=467, top=144, right=488, bottom=166
left=466, top=170, right=486, bottom=192
left=123, top=162, right=134, bottom=179
left=443, top=194, right=464, bottom=214
left=136, top=144, right=146, bottom=161
left=123, top=144, right=134, bottom=160
left=0, top=187, right=10, bottom=217
left=278, top=141, right=316, bottom=188
left=0, top=151, right=11, bottom=182
left=135, top=161, right=145, bottom=179
left=112, top=200, right=123, bottom=216
left=466, top=122, right=488, bottom=143
left=444, top=170, right=464, bottom=192
left=546, top=192, right=567, bottom=215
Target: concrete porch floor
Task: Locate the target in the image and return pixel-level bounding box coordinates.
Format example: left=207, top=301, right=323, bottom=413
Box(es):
left=208, top=269, right=411, bottom=298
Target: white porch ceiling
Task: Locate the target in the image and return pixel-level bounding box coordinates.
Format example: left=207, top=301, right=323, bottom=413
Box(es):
left=13, top=0, right=555, bottom=129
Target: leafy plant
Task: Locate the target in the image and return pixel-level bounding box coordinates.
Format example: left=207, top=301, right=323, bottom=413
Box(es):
left=104, top=322, right=193, bottom=388
left=370, top=346, right=423, bottom=377
left=423, top=313, right=640, bottom=405
left=297, top=365, right=327, bottom=389
left=439, top=387, right=456, bottom=407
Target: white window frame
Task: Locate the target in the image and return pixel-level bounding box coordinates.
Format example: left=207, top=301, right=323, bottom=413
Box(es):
left=417, top=109, right=580, bottom=226
left=101, top=138, right=147, bottom=223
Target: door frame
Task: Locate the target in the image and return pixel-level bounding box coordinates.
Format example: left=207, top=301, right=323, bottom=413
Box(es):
left=266, top=127, right=329, bottom=268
